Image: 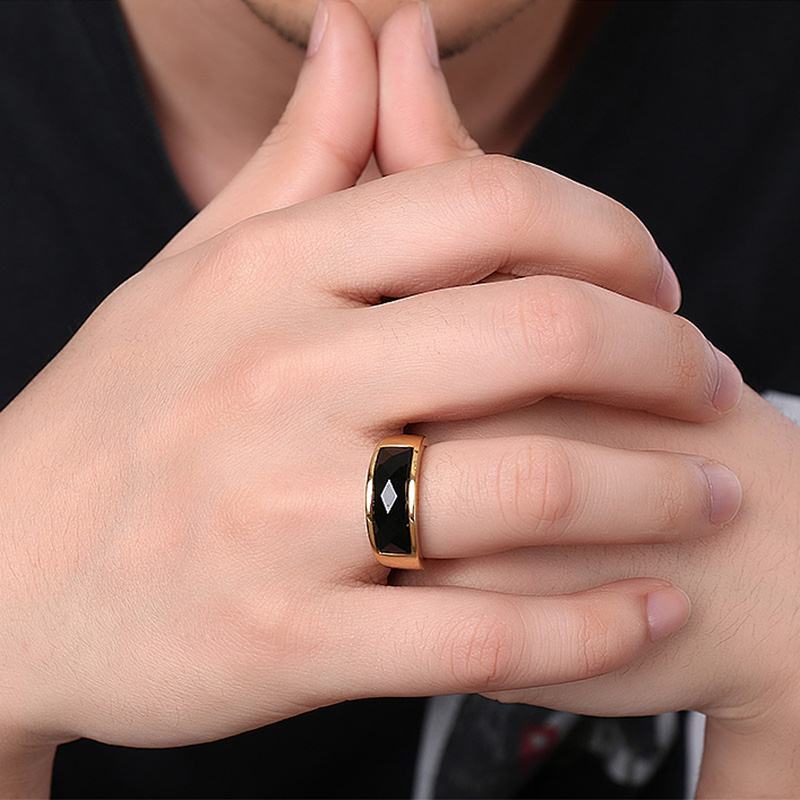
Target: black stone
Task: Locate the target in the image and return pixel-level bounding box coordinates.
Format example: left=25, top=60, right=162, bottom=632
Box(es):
left=372, top=446, right=414, bottom=555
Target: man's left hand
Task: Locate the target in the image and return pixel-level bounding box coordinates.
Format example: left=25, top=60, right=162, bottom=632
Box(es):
left=403, top=388, right=800, bottom=797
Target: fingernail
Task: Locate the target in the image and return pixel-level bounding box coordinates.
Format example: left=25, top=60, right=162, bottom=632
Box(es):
left=699, top=462, right=742, bottom=525
left=646, top=587, right=691, bottom=643
left=655, top=251, right=681, bottom=312
left=419, top=1, right=440, bottom=69
left=709, top=343, right=743, bottom=412
left=306, top=0, right=329, bottom=59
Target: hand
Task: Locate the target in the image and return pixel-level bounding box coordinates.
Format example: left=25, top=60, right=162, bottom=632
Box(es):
left=402, top=390, right=800, bottom=796
left=373, top=3, right=676, bottom=309
left=381, top=7, right=800, bottom=794
left=0, top=0, right=742, bottom=765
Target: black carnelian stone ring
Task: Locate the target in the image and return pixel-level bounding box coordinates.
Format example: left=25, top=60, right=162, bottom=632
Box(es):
left=365, top=434, right=425, bottom=570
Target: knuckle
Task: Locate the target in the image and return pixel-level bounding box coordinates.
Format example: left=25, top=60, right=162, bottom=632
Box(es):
left=576, top=606, right=615, bottom=678
left=191, top=216, right=288, bottom=295
left=495, top=439, right=574, bottom=542
left=666, top=316, right=713, bottom=397
left=604, top=199, right=657, bottom=271
left=316, top=130, right=368, bottom=180
left=452, top=118, right=482, bottom=156
left=195, top=219, right=262, bottom=289
left=200, top=324, right=346, bottom=424
left=651, top=459, right=695, bottom=534
left=267, top=109, right=364, bottom=180
left=499, top=277, right=597, bottom=382
left=206, top=339, right=311, bottom=418
left=215, top=592, right=322, bottom=672
left=223, top=347, right=288, bottom=414
left=209, top=467, right=332, bottom=561
left=462, top=155, right=544, bottom=237
left=262, top=114, right=292, bottom=150
left=442, top=608, right=523, bottom=690
left=213, top=482, right=273, bottom=548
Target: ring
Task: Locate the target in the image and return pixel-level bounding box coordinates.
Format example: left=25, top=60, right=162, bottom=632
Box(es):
left=365, top=434, right=426, bottom=570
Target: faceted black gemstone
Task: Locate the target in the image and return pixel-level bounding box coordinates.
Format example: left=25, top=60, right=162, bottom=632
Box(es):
left=372, top=446, right=414, bottom=555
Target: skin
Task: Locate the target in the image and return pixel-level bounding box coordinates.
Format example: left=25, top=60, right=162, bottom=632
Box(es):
left=119, top=0, right=579, bottom=206
left=405, top=391, right=800, bottom=796
left=377, top=7, right=800, bottom=792
left=244, top=0, right=534, bottom=52
left=0, top=0, right=788, bottom=797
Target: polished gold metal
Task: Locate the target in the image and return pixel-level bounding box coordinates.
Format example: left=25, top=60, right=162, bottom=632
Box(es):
left=365, top=434, right=425, bottom=570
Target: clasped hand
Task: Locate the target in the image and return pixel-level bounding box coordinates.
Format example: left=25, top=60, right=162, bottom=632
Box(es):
left=3, top=3, right=792, bottom=797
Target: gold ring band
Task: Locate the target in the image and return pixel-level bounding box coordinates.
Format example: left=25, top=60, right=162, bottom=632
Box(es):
left=365, top=434, right=426, bottom=570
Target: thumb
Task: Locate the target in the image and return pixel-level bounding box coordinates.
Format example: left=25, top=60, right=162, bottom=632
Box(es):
left=161, top=0, right=377, bottom=259
left=375, top=1, right=483, bottom=176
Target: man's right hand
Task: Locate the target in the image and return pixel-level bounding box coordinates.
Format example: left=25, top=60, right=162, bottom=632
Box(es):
left=0, top=0, right=742, bottom=784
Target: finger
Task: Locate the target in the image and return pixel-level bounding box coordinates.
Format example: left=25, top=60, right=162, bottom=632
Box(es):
left=356, top=275, right=742, bottom=423
left=328, top=580, right=690, bottom=697
left=374, top=0, right=680, bottom=311
left=375, top=2, right=483, bottom=174
left=275, top=155, right=680, bottom=310
left=160, top=0, right=377, bottom=260
left=418, top=436, right=742, bottom=558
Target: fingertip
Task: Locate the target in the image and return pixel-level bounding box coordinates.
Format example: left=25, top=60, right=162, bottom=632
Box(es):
left=419, top=1, right=441, bottom=69
left=646, top=586, right=691, bottom=642
left=378, top=2, right=426, bottom=49
left=710, top=346, right=744, bottom=414
left=305, top=0, right=377, bottom=67
left=275, top=0, right=377, bottom=192
left=698, top=461, right=743, bottom=525
left=376, top=1, right=481, bottom=174
left=589, top=577, right=690, bottom=644
left=655, top=251, right=682, bottom=312
left=377, top=2, right=434, bottom=83
left=305, top=0, right=330, bottom=59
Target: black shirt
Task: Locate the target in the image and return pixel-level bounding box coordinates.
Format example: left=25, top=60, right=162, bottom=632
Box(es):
left=1, top=0, right=799, bottom=797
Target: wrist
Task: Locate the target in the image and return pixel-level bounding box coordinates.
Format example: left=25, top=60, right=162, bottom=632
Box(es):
left=698, top=706, right=800, bottom=798
left=0, top=737, right=56, bottom=799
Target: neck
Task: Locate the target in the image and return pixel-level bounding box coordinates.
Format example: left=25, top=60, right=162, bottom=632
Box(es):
left=120, top=0, right=599, bottom=210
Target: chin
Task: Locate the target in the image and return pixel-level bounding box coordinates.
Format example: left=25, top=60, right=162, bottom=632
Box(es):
left=246, top=0, right=534, bottom=56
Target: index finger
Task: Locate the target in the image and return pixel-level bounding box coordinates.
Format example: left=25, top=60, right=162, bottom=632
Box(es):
left=274, top=154, right=680, bottom=310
